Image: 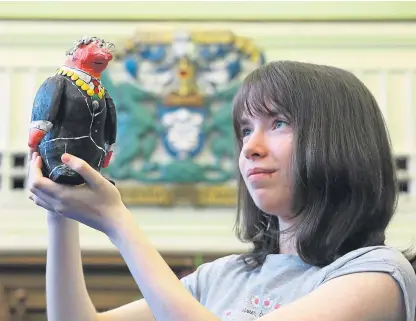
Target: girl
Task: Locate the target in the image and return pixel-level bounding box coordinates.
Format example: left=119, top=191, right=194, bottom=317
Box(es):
left=28, top=61, right=416, bottom=321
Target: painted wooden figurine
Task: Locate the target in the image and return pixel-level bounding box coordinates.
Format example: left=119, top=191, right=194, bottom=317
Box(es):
left=28, top=36, right=117, bottom=185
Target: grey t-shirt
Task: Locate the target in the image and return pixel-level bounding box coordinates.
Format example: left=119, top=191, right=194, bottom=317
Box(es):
left=181, top=246, right=416, bottom=321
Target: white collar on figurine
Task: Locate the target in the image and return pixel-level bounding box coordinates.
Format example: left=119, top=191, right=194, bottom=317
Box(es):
left=58, top=65, right=94, bottom=83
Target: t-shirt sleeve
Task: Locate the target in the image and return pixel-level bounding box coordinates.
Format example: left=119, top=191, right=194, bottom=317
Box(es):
left=180, top=255, right=239, bottom=304
left=322, top=247, right=416, bottom=321
left=180, top=265, right=204, bottom=300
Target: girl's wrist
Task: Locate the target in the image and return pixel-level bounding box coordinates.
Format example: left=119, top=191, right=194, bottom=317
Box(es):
left=106, top=205, right=138, bottom=246
left=46, top=210, right=68, bottom=224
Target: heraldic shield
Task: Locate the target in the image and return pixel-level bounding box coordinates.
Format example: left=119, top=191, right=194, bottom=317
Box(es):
left=100, top=29, right=265, bottom=207
left=158, top=104, right=207, bottom=160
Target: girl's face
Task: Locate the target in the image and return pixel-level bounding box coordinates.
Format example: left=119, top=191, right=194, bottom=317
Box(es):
left=238, top=107, right=294, bottom=218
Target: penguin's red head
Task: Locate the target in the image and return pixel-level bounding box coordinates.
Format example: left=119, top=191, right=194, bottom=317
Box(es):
left=65, top=36, right=114, bottom=78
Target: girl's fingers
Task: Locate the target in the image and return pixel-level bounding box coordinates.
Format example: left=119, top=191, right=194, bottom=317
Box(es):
left=29, top=193, right=56, bottom=212
left=29, top=148, right=39, bottom=161
left=30, top=186, right=56, bottom=201
left=30, top=188, right=64, bottom=213
left=61, top=153, right=104, bottom=189
left=30, top=183, right=59, bottom=200
left=29, top=164, right=67, bottom=198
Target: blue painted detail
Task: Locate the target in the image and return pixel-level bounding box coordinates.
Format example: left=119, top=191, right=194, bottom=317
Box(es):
left=198, top=45, right=216, bottom=61
left=124, top=55, right=138, bottom=78
left=198, top=44, right=232, bottom=62
left=226, top=58, right=241, bottom=81
left=32, top=77, right=60, bottom=121
left=139, top=45, right=166, bottom=62
left=217, top=44, right=232, bottom=58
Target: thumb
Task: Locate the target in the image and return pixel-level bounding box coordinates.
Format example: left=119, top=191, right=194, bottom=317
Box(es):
left=61, top=153, right=103, bottom=188
left=28, top=152, right=43, bottom=180
left=29, top=147, right=38, bottom=161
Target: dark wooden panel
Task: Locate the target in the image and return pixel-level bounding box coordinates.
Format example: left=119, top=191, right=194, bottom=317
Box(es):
left=0, top=251, right=231, bottom=320
left=0, top=283, right=11, bottom=321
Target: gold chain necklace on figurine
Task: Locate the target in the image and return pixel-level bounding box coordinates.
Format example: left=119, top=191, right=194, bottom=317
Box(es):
left=56, top=66, right=105, bottom=101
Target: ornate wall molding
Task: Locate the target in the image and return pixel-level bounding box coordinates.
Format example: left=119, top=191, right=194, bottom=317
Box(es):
left=1, top=2, right=415, bottom=21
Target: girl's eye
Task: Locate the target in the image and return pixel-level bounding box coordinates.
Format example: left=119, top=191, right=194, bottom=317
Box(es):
left=241, top=128, right=252, bottom=137
left=272, top=119, right=289, bottom=130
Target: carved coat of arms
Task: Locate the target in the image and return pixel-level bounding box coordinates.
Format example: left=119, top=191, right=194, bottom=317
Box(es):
left=101, top=30, right=265, bottom=206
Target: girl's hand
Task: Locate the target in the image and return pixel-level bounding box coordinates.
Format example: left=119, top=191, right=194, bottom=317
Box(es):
left=28, top=152, right=130, bottom=237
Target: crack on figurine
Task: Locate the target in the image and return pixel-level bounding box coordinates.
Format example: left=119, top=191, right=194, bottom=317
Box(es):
left=48, top=164, right=66, bottom=179
left=43, top=144, right=50, bottom=169
left=40, top=136, right=90, bottom=146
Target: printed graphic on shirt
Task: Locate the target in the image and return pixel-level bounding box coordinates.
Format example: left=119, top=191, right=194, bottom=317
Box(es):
left=223, top=294, right=282, bottom=320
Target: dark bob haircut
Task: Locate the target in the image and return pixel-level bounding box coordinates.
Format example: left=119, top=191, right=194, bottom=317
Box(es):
left=232, top=60, right=416, bottom=272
